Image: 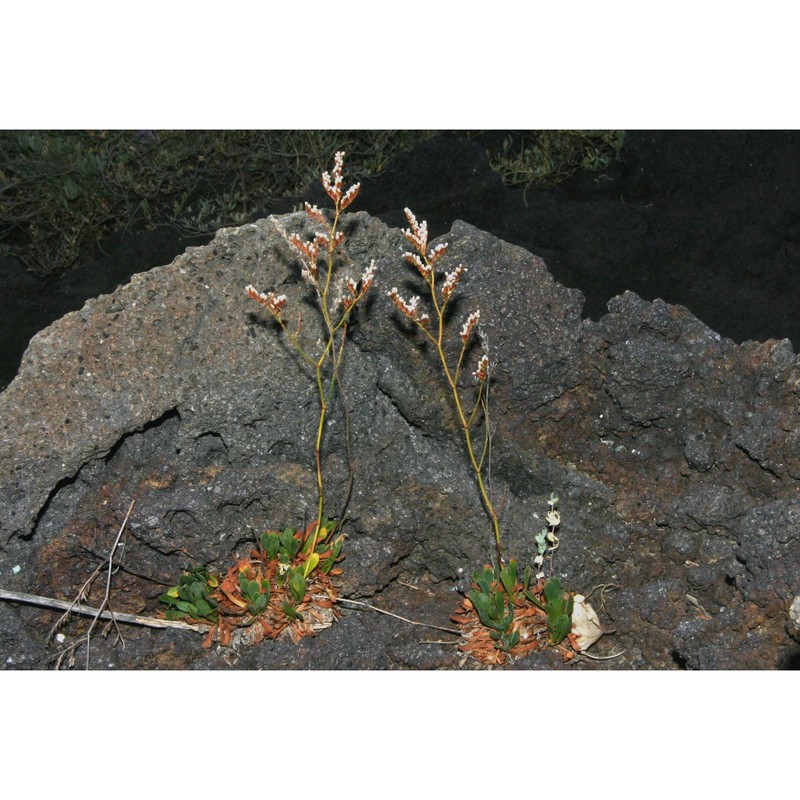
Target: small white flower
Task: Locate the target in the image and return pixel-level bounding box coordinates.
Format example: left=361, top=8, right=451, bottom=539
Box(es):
left=341, top=182, right=361, bottom=209
left=389, top=287, right=424, bottom=322
left=402, top=207, right=428, bottom=252
left=473, top=353, right=489, bottom=381
left=360, top=259, right=377, bottom=291
left=301, top=265, right=318, bottom=286
left=246, top=285, right=287, bottom=317
left=403, top=206, right=419, bottom=230
left=245, top=284, right=265, bottom=302
left=442, top=265, right=467, bottom=301
left=428, top=242, right=449, bottom=263
left=460, top=309, right=480, bottom=342
left=404, top=251, right=430, bottom=278
left=304, top=202, right=325, bottom=224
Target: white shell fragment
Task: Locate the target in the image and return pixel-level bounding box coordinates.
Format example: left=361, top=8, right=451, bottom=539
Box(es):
left=571, top=594, right=605, bottom=651
left=789, top=596, right=800, bottom=637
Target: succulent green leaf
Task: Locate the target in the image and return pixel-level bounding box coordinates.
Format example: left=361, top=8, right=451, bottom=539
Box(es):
left=177, top=584, right=194, bottom=602
left=195, top=598, right=214, bottom=618
left=282, top=602, right=303, bottom=621
left=525, top=590, right=545, bottom=610
left=303, top=552, right=320, bottom=579
left=238, top=572, right=253, bottom=598
left=280, top=527, right=299, bottom=559
left=473, top=565, right=494, bottom=596
left=263, top=532, right=281, bottom=561
left=289, top=568, right=306, bottom=603
left=470, top=587, right=513, bottom=634
left=490, top=590, right=505, bottom=620
left=158, top=592, right=181, bottom=608
left=188, top=583, right=206, bottom=604
left=549, top=613, right=572, bottom=644
left=468, top=590, right=495, bottom=630
left=544, top=577, right=563, bottom=605
left=249, top=593, right=268, bottom=615
left=500, top=560, right=517, bottom=598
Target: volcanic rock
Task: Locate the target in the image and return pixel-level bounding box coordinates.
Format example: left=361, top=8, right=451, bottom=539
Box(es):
left=1, top=210, right=799, bottom=669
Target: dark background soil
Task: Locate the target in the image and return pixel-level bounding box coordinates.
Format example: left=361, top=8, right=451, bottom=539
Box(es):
left=2, top=130, right=800, bottom=393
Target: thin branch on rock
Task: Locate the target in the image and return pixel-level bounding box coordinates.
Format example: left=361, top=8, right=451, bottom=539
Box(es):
left=0, top=588, right=207, bottom=633
left=45, top=499, right=136, bottom=668
left=337, top=596, right=461, bottom=636
left=577, top=648, right=627, bottom=661
left=0, top=499, right=202, bottom=669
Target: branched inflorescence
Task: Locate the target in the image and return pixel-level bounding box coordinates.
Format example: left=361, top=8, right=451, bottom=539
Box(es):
left=247, top=151, right=376, bottom=562
left=388, top=211, right=606, bottom=664
left=389, top=208, right=502, bottom=565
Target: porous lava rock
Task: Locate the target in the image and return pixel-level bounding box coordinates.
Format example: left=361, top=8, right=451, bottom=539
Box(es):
left=1, top=211, right=799, bottom=669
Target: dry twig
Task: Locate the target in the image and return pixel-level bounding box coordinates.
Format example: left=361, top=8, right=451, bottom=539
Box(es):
left=11, top=498, right=205, bottom=669
left=578, top=648, right=627, bottom=661
left=336, top=597, right=461, bottom=636
left=0, top=588, right=207, bottom=633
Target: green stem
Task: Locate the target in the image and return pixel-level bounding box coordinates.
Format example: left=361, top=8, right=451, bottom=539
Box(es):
left=418, top=259, right=504, bottom=565
left=309, top=203, right=345, bottom=557
left=442, top=351, right=503, bottom=566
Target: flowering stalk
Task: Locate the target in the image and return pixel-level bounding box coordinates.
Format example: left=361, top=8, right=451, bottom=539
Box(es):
left=247, top=152, right=376, bottom=558
left=389, top=208, right=503, bottom=565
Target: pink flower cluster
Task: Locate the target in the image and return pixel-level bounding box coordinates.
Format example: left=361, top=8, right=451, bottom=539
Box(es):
left=248, top=151, right=375, bottom=324
left=287, top=230, right=345, bottom=286
left=322, top=151, right=361, bottom=210
left=402, top=207, right=428, bottom=254
left=460, top=309, right=480, bottom=343
left=339, top=260, right=378, bottom=310
left=473, top=353, right=489, bottom=382
left=401, top=209, right=453, bottom=281
left=442, top=265, right=467, bottom=302
left=388, top=287, right=430, bottom=327
left=245, top=285, right=288, bottom=318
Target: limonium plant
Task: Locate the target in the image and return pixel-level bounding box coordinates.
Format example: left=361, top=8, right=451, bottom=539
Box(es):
left=389, top=209, right=501, bottom=565
left=247, top=150, right=376, bottom=557
left=389, top=209, right=600, bottom=665
left=161, top=152, right=375, bottom=648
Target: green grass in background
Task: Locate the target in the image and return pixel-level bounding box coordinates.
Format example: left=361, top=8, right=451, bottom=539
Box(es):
left=0, top=130, right=623, bottom=279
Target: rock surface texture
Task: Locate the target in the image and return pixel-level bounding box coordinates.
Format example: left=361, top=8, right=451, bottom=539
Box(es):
left=2, top=210, right=799, bottom=669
